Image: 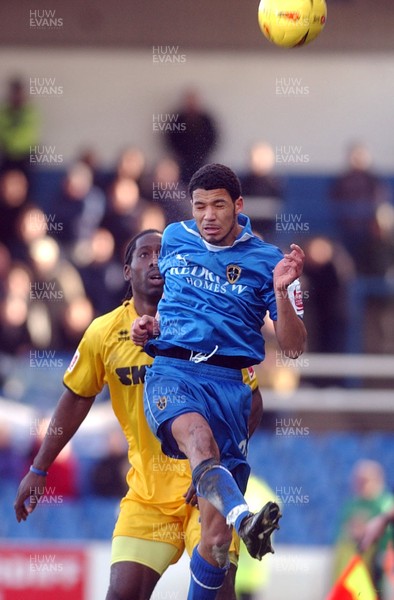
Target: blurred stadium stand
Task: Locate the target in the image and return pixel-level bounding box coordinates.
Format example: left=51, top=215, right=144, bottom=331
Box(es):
left=2, top=430, right=393, bottom=546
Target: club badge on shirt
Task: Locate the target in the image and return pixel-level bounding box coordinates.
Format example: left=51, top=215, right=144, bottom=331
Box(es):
left=157, top=396, right=167, bottom=410
left=226, top=265, right=242, bottom=284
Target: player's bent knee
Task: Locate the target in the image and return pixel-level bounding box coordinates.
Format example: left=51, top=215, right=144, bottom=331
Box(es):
left=210, top=528, right=233, bottom=550
left=211, top=541, right=231, bottom=568
left=200, top=528, right=232, bottom=567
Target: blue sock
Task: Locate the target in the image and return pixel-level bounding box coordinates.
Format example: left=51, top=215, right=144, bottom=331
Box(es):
left=192, top=460, right=250, bottom=533
left=187, top=546, right=227, bottom=600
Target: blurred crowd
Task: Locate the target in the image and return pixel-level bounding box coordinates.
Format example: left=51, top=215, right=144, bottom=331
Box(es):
left=0, top=77, right=394, bottom=361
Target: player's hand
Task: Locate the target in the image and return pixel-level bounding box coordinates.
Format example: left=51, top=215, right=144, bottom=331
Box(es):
left=358, top=514, right=388, bottom=553
left=184, top=483, right=198, bottom=507
left=273, top=244, right=305, bottom=292
left=131, top=315, right=159, bottom=346
left=14, top=471, right=47, bottom=522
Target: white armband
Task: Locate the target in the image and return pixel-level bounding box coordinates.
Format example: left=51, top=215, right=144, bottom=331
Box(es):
left=287, top=279, right=304, bottom=317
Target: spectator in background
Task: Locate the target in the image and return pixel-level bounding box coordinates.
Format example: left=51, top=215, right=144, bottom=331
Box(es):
left=89, top=428, right=129, bottom=498
left=144, top=156, right=192, bottom=224
left=0, top=421, right=26, bottom=487
left=115, top=146, right=147, bottom=187
left=0, top=242, right=11, bottom=301
left=78, top=146, right=110, bottom=192
left=0, top=169, right=31, bottom=256
left=239, top=141, right=284, bottom=241
left=301, top=236, right=355, bottom=355
left=359, top=505, right=394, bottom=554
left=0, top=261, right=34, bottom=355
left=330, top=142, right=390, bottom=275
left=165, top=88, right=218, bottom=183
left=333, top=460, right=394, bottom=599
left=77, top=228, right=125, bottom=315
left=102, top=176, right=165, bottom=263
left=55, top=161, right=106, bottom=256
left=0, top=78, right=40, bottom=179
left=27, top=236, right=89, bottom=350
left=59, top=295, right=95, bottom=352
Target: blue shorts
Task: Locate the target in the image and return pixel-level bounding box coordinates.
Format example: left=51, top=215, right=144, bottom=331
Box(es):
left=144, top=356, right=252, bottom=493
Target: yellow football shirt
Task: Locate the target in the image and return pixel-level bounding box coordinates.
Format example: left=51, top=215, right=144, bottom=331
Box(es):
left=64, top=299, right=258, bottom=510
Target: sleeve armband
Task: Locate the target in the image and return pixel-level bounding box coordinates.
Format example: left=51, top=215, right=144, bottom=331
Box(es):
left=287, top=279, right=304, bottom=317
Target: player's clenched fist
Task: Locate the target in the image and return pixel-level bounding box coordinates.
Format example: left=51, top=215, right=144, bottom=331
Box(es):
left=131, top=315, right=159, bottom=346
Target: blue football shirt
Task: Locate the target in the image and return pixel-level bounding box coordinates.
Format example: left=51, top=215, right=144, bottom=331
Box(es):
left=146, top=214, right=286, bottom=366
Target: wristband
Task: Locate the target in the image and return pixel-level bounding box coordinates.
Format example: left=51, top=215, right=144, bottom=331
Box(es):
left=30, top=465, right=48, bottom=476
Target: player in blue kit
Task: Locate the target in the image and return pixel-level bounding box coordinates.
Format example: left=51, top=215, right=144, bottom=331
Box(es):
left=132, top=163, right=307, bottom=599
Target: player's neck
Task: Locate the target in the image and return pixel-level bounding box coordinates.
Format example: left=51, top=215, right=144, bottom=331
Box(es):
left=133, top=295, right=159, bottom=317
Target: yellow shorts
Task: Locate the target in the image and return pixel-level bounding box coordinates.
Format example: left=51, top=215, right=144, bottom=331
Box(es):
left=111, top=495, right=239, bottom=575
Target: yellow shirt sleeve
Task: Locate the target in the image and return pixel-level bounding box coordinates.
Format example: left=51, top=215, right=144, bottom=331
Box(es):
left=63, top=318, right=107, bottom=398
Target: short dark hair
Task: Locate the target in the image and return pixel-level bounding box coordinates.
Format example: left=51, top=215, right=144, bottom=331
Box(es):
left=123, top=229, right=162, bottom=301
left=188, top=163, right=242, bottom=202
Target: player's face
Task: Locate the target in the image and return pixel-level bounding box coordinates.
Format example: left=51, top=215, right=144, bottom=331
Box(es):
left=191, top=188, right=243, bottom=246
left=124, top=233, right=163, bottom=299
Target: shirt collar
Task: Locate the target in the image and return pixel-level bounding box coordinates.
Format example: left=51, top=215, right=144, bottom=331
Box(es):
left=200, top=213, right=254, bottom=252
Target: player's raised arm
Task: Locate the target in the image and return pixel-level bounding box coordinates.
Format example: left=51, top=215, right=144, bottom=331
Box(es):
left=273, top=243, right=307, bottom=358
left=14, top=389, right=95, bottom=522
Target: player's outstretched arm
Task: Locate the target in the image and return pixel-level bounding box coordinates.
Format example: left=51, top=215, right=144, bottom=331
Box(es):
left=273, top=243, right=307, bottom=358
left=14, top=389, right=95, bottom=522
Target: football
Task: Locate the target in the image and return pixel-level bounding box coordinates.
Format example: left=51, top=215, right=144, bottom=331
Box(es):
left=258, top=0, right=327, bottom=48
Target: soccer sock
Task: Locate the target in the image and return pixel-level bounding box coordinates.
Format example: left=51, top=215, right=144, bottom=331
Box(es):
left=192, top=459, right=250, bottom=533
left=188, top=546, right=228, bottom=600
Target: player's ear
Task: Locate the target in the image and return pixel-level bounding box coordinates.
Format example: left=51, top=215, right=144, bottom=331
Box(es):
left=234, top=196, right=244, bottom=214
left=123, top=264, right=131, bottom=282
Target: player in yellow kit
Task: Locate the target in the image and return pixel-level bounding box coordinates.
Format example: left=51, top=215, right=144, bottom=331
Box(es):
left=14, top=229, right=262, bottom=600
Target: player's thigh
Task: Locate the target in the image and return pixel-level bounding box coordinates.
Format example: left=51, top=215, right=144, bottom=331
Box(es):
left=106, top=559, right=160, bottom=600
left=114, top=495, right=185, bottom=556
